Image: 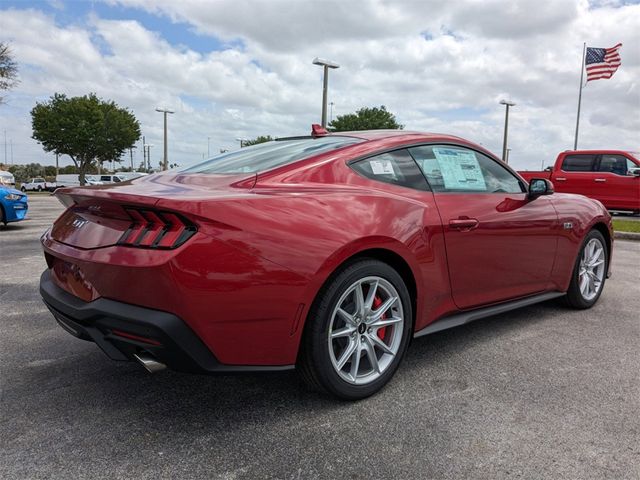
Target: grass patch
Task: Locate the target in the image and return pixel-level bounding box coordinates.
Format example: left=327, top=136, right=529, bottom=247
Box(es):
left=612, top=219, right=640, bottom=233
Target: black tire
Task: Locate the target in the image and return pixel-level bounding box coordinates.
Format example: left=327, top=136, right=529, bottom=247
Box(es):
left=0, top=205, right=5, bottom=226
left=564, top=229, right=608, bottom=309
left=37, top=186, right=42, bottom=192
left=20, top=186, right=26, bottom=192
left=298, top=258, right=412, bottom=400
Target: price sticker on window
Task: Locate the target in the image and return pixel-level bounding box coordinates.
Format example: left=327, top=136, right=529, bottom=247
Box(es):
left=432, top=148, right=486, bottom=191
left=369, top=159, right=395, bottom=175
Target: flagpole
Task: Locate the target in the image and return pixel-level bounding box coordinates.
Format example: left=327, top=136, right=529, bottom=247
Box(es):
left=573, top=42, right=586, bottom=150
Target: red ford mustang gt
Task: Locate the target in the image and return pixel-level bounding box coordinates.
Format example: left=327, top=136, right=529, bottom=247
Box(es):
left=40, top=128, right=613, bottom=399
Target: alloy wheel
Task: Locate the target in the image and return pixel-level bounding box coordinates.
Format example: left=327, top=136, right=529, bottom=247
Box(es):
left=327, top=276, right=404, bottom=385
left=578, top=238, right=605, bottom=301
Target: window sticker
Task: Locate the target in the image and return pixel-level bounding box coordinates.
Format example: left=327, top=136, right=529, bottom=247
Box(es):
left=432, top=147, right=486, bottom=191
left=369, top=159, right=395, bottom=175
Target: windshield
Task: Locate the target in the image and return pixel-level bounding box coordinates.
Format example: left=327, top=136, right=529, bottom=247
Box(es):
left=181, top=136, right=363, bottom=174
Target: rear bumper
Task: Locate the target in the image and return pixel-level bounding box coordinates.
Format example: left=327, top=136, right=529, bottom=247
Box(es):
left=39, top=269, right=294, bottom=374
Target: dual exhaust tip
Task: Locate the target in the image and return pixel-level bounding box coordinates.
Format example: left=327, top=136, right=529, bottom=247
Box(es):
left=133, top=353, right=167, bottom=373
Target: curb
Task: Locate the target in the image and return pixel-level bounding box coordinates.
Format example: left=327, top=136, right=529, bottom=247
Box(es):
left=614, top=231, right=640, bottom=241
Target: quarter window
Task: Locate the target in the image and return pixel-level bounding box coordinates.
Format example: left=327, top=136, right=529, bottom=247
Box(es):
left=561, top=154, right=597, bottom=172
left=409, top=145, right=524, bottom=193
left=350, top=149, right=429, bottom=191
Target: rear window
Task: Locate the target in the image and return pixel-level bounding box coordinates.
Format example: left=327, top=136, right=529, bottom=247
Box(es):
left=182, top=136, right=363, bottom=174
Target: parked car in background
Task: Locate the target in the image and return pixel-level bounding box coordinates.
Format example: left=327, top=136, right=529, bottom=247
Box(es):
left=97, top=174, right=126, bottom=184
left=0, top=170, right=16, bottom=187
left=117, top=172, right=148, bottom=181
left=0, top=183, right=28, bottom=225
left=21, top=177, right=56, bottom=192
left=40, top=128, right=613, bottom=400
left=519, top=150, right=640, bottom=214
left=55, top=174, right=103, bottom=188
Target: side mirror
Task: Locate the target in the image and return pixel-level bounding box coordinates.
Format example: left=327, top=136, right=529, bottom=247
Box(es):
left=628, top=167, right=640, bottom=177
left=528, top=178, right=554, bottom=199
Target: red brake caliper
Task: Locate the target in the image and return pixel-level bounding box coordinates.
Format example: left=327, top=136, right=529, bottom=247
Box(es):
left=372, top=296, right=387, bottom=340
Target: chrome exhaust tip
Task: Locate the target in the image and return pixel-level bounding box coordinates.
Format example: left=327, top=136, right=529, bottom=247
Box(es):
left=133, top=353, right=167, bottom=373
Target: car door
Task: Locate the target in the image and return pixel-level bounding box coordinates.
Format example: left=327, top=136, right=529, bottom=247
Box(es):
left=554, top=154, right=597, bottom=196
left=592, top=154, right=640, bottom=210
left=409, top=145, right=559, bottom=309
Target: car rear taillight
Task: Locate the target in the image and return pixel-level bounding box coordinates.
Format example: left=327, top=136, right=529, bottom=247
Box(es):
left=118, top=207, right=197, bottom=249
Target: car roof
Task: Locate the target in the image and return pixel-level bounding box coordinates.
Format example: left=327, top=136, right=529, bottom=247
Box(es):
left=561, top=150, right=636, bottom=156
left=325, top=129, right=468, bottom=142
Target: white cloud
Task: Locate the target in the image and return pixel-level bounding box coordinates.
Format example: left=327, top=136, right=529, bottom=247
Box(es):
left=0, top=0, right=638, bottom=172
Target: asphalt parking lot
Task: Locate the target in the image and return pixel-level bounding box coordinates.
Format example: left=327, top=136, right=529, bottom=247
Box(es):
left=1, top=194, right=639, bottom=479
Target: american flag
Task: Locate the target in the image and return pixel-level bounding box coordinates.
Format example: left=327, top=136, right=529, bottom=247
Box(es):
left=585, top=43, right=622, bottom=82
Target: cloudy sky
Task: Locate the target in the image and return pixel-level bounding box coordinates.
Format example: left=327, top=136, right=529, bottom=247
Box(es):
left=0, top=0, right=638, bottom=171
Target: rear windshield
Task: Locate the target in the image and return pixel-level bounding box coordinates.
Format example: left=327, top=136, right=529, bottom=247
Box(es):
left=181, top=136, right=362, bottom=174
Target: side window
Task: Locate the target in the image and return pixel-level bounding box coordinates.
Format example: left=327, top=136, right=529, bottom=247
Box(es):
left=35, top=178, right=45, bottom=183
left=113, top=176, right=121, bottom=182
left=597, top=155, right=632, bottom=176
left=561, top=154, right=596, bottom=172
left=409, top=145, right=524, bottom=194
left=100, top=176, right=111, bottom=182
left=350, top=149, right=429, bottom=191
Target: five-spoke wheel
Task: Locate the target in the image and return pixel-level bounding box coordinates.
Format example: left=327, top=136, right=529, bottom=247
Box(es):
left=328, top=277, right=404, bottom=385
left=565, top=229, right=608, bottom=309
left=299, top=259, right=411, bottom=400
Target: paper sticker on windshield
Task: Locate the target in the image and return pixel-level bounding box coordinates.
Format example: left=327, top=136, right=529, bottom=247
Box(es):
left=432, top=148, right=486, bottom=191
left=369, top=159, right=395, bottom=175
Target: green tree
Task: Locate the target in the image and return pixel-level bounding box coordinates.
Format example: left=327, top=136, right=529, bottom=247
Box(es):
left=242, top=135, right=273, bottom=147
left=31, top=93, right=141, bottom=185
left=59, top=165, right=79, bottom=175
left=328, top=106, right=403, bottom=132
left=0, top=43, right=19, bottom=105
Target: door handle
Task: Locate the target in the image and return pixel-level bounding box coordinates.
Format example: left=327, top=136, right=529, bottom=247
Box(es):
left=555, top=177, right=567, bottom=181
left=594, top=178, right=607, bottom=183
left=449, top=217, right=479, bottom=230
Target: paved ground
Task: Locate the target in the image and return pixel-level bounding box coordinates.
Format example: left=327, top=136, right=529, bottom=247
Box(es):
left=611, top=211, right=640, bottom=221
left=1, top=195, right=639, bottom=479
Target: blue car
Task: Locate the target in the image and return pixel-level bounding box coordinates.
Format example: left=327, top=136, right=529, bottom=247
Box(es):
left=0, top=184, right=28, bottom=225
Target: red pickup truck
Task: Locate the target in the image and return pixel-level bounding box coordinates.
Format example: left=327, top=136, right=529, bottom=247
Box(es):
left=519, top=150, right=640, bottom=214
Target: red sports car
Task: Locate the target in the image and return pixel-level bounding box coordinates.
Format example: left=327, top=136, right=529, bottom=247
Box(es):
left=40, top=128, right=613, bottom=399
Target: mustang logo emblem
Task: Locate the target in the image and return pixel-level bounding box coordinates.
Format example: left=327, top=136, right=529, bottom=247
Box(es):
left=71, top=218, right=89, bottom=229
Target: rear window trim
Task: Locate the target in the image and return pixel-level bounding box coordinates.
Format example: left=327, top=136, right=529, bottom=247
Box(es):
left=181, top=136, right=364, bottom=176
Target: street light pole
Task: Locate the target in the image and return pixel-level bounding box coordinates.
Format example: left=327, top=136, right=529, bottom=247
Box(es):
left=499, top=99, right=516, bottom=163
left=207, top=136, right=210, bottom=157
left=312, top=58, right=340, bottom=128
left=236, top=137, right=248, bottom=148
left=129, top=146, right=136, bottom=171
left=155, top=108, right=174, bottom=170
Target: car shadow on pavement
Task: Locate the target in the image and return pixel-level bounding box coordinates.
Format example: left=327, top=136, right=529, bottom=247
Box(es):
left=0, top=223, right=29, bottom=232
left=5, top=298, right=562, bottom=426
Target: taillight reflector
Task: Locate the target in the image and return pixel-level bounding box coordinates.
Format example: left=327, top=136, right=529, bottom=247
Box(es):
left=118, top=207, right=196, bottom=249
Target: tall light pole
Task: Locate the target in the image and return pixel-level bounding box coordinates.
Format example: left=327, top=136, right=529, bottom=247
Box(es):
left=207, top=136, right=210, bottom=157
left=144, top=143, right=154, bottom=171
left=236, top=137, right=248, bottom=148
left=499, top=99, right=516, bottom=163
left=155, top=108, right=174, bottom=170
left=312, top=58, right=340, bottom=128
left=129, top=146, right=136, bottom=171
left=329, top=101, right=335, bottom=123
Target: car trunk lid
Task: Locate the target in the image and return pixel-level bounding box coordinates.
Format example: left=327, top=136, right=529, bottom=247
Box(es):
left=51, top=172, right=255, bottom=249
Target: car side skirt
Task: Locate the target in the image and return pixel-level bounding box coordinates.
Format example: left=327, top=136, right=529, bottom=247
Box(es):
left=414, top=291, right=566, bottom=338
